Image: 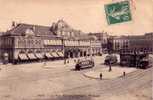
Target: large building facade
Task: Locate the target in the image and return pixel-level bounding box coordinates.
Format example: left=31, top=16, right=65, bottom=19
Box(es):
left=112, top=35, right=153, bottom=53
left=88, top=32, right=109, bottom=52
left=112, top=34, right=153, bottom=67
left=0, top=20, right=102, bottom=64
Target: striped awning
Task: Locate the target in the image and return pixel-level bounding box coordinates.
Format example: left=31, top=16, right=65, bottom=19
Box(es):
left=92, top=50, right=96, bottom=54
left=86, top=51, right=90, bottom=55
left=27, top=53, right=37, bottom=60
left=57, top=52, right=64, bottom=57
left=45, top=53, right=53, bottom=58
left=51, top=52, right=59, bottom=57
left=19, top=54, right=28, bottom=60
left=35, top=53, right=44, bottom=59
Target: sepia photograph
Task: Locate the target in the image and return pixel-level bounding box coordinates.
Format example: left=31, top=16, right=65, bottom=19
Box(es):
left=0, top=0, right=152, bottom=100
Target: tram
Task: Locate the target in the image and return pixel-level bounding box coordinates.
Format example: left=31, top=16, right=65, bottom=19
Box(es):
left=120, top=49, right=150, bottom=69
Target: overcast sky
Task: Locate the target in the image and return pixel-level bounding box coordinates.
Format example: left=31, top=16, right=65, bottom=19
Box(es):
left=0, top=0, right=152, bottom=35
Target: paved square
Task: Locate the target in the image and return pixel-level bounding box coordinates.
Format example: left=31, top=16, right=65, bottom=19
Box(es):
left=0, top=55, right=152, bottom=100
left=84, top=67, right=137, bottom=79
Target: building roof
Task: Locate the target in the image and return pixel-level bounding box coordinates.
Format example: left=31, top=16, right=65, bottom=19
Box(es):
left=0, top=32, right=4, bottom=36
left=51, top=19, right=84, bottom=38
left=145, top=32, right=153, bottom=39
left=113, top=35, right=146, bottom=40
left=5, top=23, right=57, bottom=37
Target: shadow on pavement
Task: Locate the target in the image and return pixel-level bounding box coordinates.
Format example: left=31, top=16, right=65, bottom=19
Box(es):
left=34, top=95, right=93, bottom=100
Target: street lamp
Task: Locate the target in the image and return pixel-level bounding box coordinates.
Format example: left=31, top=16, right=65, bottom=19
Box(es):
left=90, top=40, right=93, bottom=59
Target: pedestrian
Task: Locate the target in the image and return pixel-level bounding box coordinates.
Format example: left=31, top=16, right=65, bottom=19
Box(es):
left=67, top=60, right=69, bottom=64
left=108, top=61, right=112, bottom=72
left=44, top=61, right=46, bottom=66
left=77, top=59, right=80, bottom=64
left=123, top=71, right=126, bottom=77
left=64, top=58, right=66, bottom=64
left=67, top=56, right=70, bottom=64
left=100, top=73, right=102, bottom=80
left=74, top=59, right=76, bottom=63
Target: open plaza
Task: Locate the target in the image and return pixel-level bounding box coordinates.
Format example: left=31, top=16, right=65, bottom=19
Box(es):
left=0, top=54, right=152, bottom=100
left=0, top=0, right=152, bottom=99
left=0, top=20, right=152, bottom=100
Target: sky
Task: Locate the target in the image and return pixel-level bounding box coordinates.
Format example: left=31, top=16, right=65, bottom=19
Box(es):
left=0, top=0, right=153, bottom=35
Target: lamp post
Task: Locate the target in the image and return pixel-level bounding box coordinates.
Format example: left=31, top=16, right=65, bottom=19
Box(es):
left=90, top=40, right=93, bottom=59
left=106, top=37, right=113, bottom=72
left=107, top=37, right=113, bottom=54
left=62, top=38, right=67, bottom=64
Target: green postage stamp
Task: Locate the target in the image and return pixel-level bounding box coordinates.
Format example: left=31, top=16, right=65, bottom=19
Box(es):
left=105, top=0, right=132, bottom=25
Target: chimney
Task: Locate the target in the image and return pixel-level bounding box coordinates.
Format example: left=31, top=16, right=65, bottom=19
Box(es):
left=32, top=26, right=35, bottom=31
left=51, top=22, right=56, bottom=30
left=12, top=21, right=16, bottom=27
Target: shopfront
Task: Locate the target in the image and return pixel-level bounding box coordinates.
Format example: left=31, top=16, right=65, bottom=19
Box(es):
left=90, top=41, right=102, bottom=56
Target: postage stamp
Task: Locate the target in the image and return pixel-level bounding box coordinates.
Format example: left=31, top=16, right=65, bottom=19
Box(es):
left=105, top=0, right=132, bottom=25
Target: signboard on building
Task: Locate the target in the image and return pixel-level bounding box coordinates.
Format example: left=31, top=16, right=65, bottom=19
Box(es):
left=91, top=41, right=101, bottom=47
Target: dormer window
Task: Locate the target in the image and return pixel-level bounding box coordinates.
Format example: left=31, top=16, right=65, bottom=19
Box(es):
left=24, top=28, right=34, bottom=36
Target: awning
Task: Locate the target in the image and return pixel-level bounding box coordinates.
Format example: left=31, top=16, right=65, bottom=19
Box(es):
left=19, top=54, right=28, bottom=60
left=57, top=52, right=64, bottom=57
left=35, top=53, right=44, bottom=59
left=92, top=52, right=96, bottom=55
left=51, top=52, right=59, bottom=57
left=27, top=53, right=37, bottom=60
left=86, top=51, right=90, bottom=55
left=45, top=53, right=53, bottom=58
left=92, top=50, right=96, bottom=54
left=14, top=53, right=19, bottom=60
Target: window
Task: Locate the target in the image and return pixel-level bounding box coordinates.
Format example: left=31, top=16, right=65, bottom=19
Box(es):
left=25, top=28, right=34, bottom=36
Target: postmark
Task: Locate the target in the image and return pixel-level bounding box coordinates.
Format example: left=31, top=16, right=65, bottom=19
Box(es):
left=105, top=1, right=132, bottom=25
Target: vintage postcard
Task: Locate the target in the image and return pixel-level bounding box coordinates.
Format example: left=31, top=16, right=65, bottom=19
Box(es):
left=0, top=0, right=152, bottom=100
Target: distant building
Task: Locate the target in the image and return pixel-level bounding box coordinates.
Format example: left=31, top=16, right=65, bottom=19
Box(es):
left=0, top=32, right=4, bottom=63
left=145, top=32, right=153, bottom=39
left=113, top=34, right=152, bottom=68
left=113, top=36, right=129, bottom=52
left=128, top=35, right=152, bottom=51
left=50, top=19, right=82, bottom=39
left=51, top=19, right=102, bottom=58
left=112, top=34, right=153, bottom=53
left=90, top=40, right=102, bottom=56
left=88, top=32, right=109, bottom=51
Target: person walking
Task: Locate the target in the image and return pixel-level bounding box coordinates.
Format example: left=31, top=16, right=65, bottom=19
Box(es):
left=64, top=57, right=66, bottom=64
left=123, top=71, right=126, bottom=77
left=43, top=61, right=46, bottom=66
left=100, top=73, right=103, bottom=80
left=108, top=60, right=112, bottom=72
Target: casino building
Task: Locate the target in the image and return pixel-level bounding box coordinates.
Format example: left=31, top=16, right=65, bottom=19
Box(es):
left=0, top=23, right=64, bottom=64
left=0, top=20, right=102, bottom=64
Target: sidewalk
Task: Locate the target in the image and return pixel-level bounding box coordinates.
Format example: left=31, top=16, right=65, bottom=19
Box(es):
left=83, top=67, right=137, bottom=79
left=42, top=57, right=90, bottom=69
left=0, top=56, right=104, bottom=70
left=38, top=56, right=104, bottom=69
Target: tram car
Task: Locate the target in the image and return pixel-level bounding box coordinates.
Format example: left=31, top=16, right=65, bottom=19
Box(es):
left=75, top=58, right=95, bottom=70
left=120, top=50, right=150, bottom=69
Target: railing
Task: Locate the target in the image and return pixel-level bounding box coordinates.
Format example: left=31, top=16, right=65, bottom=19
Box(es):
left=120, top=49, right=152, bottom=54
